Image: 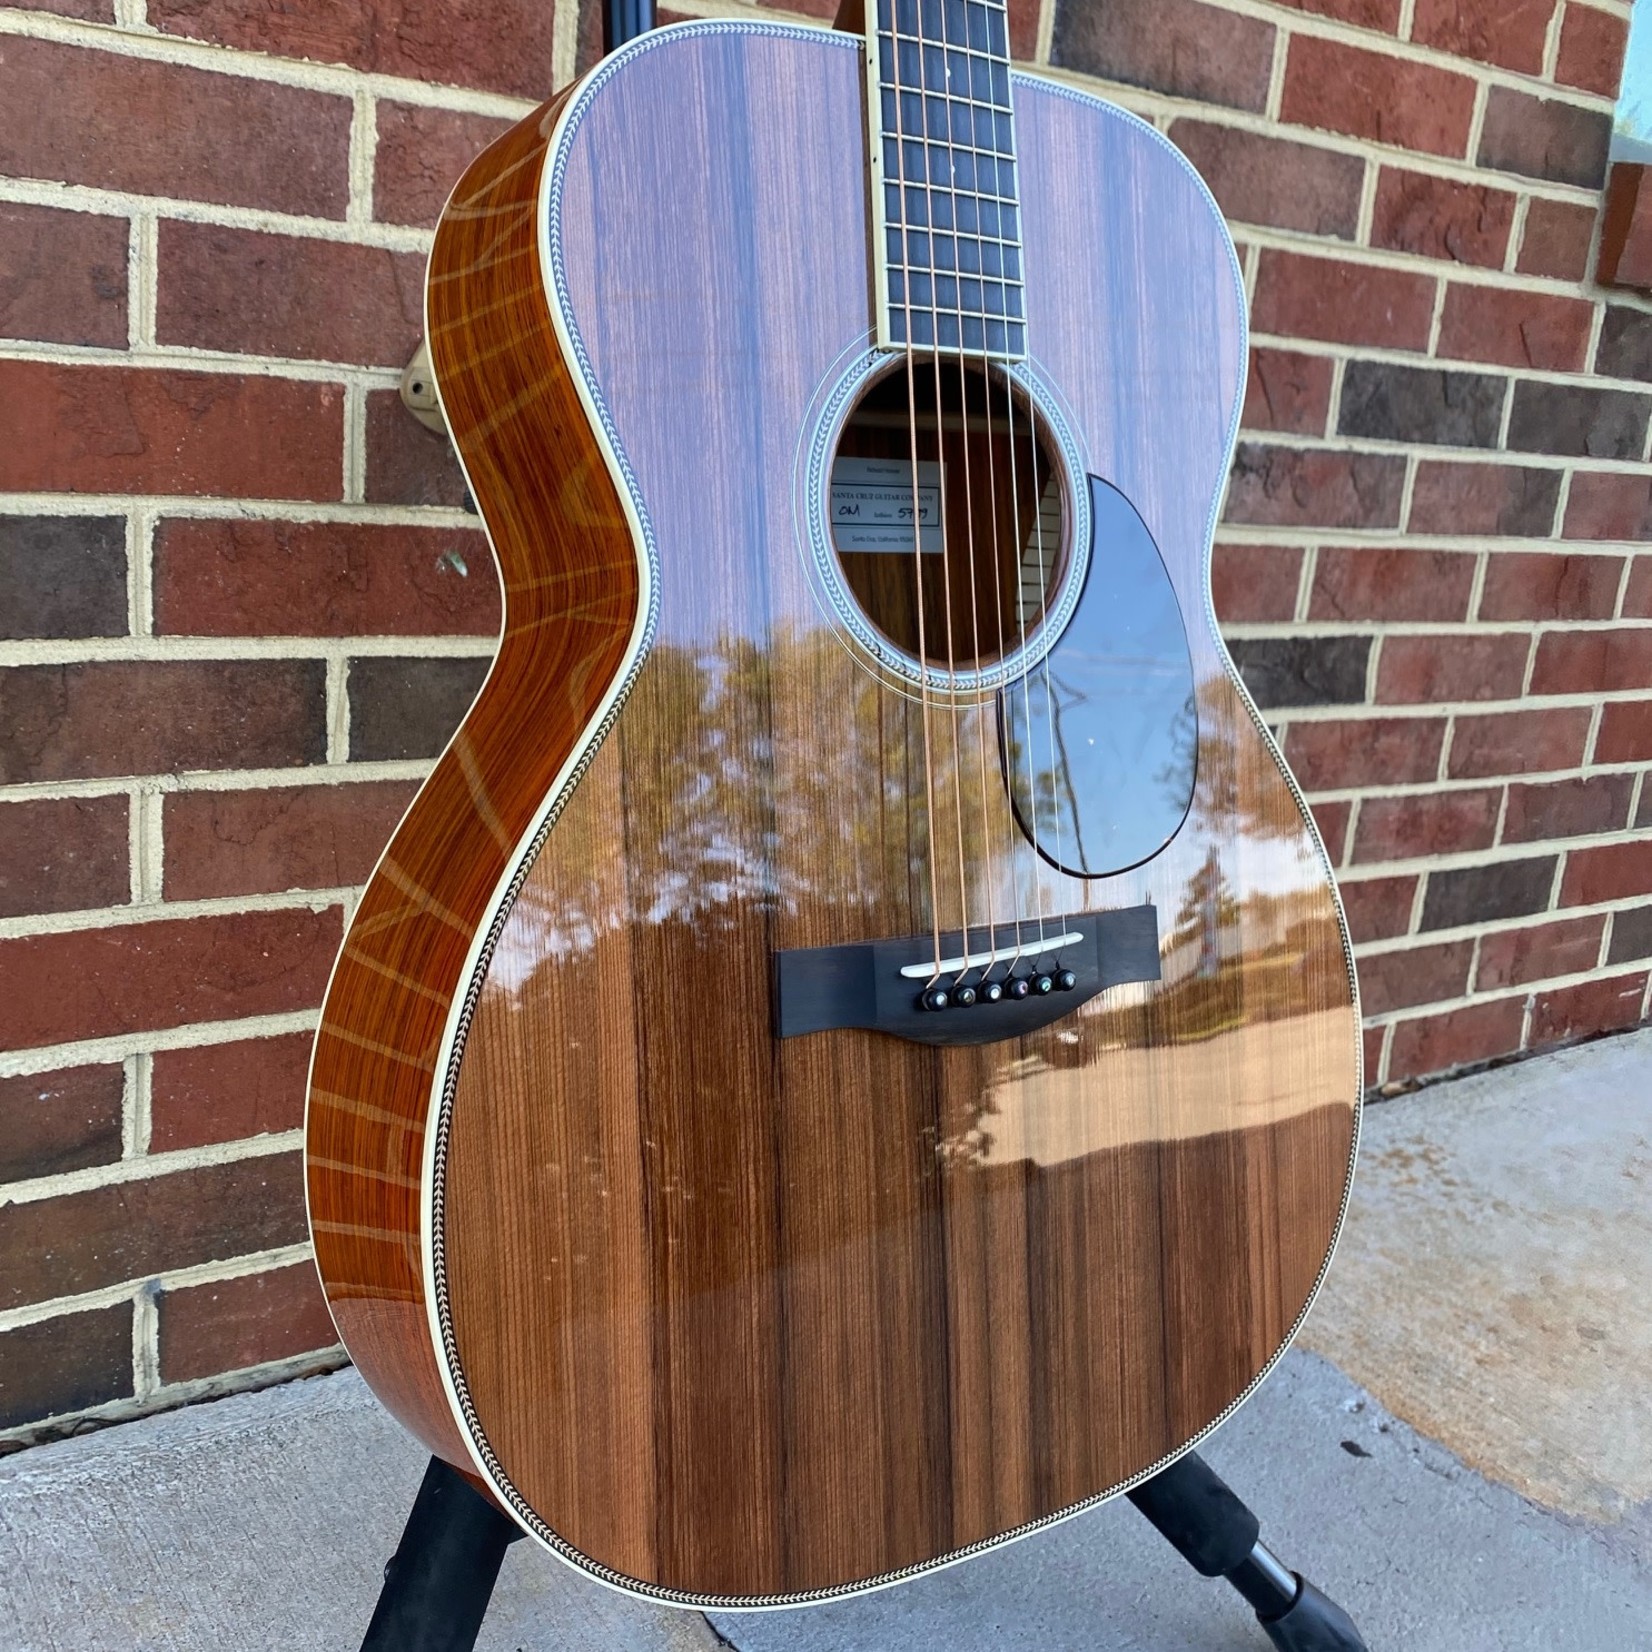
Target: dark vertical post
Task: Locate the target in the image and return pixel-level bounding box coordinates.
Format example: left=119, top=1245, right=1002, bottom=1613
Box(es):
left=605, top=0, right=656, bottom=54
left=359, top=1458, right=524, bottom=1652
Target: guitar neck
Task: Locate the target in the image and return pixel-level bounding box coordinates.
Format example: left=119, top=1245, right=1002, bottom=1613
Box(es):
left=865, top=0, right=1029, bottom=358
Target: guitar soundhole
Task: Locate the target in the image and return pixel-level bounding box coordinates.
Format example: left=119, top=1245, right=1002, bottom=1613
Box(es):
left=828, top=358, right=1068, bottom=674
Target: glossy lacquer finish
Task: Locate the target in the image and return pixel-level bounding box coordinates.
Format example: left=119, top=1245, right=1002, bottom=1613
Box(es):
left=307, top=21, right=1359, bottom=1606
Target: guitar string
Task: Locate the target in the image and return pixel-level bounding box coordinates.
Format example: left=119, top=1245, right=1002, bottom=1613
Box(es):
left=914, top=0, right=977, bottom=992
left=885, top=0, right=945, bottom=982
left=1001, top=340, right=1052, bottom=960
left=893, top=0, right=1033, bottom=983
left=931, top=0, right=1002, bottom=988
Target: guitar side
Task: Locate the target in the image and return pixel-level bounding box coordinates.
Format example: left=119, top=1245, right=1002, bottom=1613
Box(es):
left=306, top=21, right=1360, bottom=1606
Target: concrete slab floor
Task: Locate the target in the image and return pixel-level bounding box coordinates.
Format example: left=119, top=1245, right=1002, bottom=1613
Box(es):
left=2, top=1029, right=1648, bottom=1651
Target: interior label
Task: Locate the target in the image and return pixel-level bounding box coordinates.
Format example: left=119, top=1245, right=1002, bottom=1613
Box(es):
left=830, top=456, right=943, bottom=553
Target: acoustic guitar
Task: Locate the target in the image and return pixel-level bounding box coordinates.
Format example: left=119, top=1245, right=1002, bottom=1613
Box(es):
left=306, top=1, right=1361, bottom=1607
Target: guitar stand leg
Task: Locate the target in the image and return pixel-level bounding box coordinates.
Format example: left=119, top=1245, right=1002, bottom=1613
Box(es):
left=1127, top=1451, right=1368, bottom=1651
left=359, top=1456, right=523, bottom=1652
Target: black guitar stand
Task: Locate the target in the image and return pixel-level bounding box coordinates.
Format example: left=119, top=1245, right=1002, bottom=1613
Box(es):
left=361, top=1449, right=1365, bottom=1652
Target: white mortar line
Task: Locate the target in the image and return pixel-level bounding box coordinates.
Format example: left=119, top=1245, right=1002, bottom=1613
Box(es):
left=129, top=1050, right=153, bottom=1158
left=0, top=635, right=496, bottom=665
left=0, top=176, right=438, bottom=250
left=0, top=1011, right=320, bottom=1082
left=0, top=1242, right=317, bottom=1335
left=347, top=88, right=378, bottom=226
left=0, top=494, right=474, bottom=527
left=131, top=1281, right=160, bottom=1398
left=0, top=1128, right=303, bottom=1207
left=0, top=888, right=347, bottom=943
left=0, top=760, right=434, bottom=805
left=0, top=9, right=539, bottom=114
left=326, top=658, right=351, bottom=766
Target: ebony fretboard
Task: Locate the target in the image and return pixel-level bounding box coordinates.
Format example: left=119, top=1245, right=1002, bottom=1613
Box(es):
left=870, top=0, right=1028, bottom=359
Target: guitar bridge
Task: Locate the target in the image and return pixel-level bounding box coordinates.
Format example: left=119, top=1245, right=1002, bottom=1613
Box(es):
left=774, top=906, right=1161, bottom=1046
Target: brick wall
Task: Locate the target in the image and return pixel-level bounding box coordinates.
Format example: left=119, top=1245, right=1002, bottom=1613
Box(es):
left=0, top=0, right=1644, bottom=1441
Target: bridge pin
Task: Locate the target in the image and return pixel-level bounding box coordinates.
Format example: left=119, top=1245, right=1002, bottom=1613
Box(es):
left=1006, top=977, right=1031, bottom=1001
left=1056, top=969, right=1077, bottom=992
left=980, top=980, right=1004, bottom=1004
left=1033, top=974, right=1055, bottom=995
left=953, top=985, right=978, bottom=1007
left=919, top=987, right=951, bottom=1012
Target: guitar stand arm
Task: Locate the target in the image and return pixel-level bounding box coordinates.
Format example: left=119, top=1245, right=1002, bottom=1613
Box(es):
left=359, top=1457, right=523, bottom=1652
left=1128, top=1451, right=1368, bottom=1651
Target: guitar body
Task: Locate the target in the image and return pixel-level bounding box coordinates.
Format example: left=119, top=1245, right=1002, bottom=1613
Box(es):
left=306, top=20, right=1360, bottom=1606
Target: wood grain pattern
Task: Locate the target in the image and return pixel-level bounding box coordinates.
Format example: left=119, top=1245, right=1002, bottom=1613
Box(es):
left=304, top=86, right=641, bottom=1465
left=307, top=22, right=1360, bottom=1604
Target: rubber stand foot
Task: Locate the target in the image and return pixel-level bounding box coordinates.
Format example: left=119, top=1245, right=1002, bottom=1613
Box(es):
left=1258, top=1576, right=1369, bottom=1652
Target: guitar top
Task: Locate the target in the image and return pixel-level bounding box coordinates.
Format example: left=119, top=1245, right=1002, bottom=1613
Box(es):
left=306, top=4, right=1360, bottom=1606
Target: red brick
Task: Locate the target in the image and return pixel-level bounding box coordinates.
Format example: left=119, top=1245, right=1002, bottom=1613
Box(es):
left=159, top=1261, right=337, bottom=1384
left=157, top=224, right=424, bottom=370
left=1516, top=197, right=1599, bottom=282
left=1243, top=350, right=1334, bottom=436
left=1505, top=774, right=1633, bottom=842
left=1225, top=445, right=1406, bottom=530
left=1408, top=462, right=1560, bottom=537
left=1339, top=874, right=1418, bottom=943
left=0, top=1152, right=307, bottom=1312
left=1435, top=285, right=1593, bottom=373
left=1448, top=707, right=1592, bottom=778
left=0, top=1065, right=124, bottom=1183
left=1478, top=553, right=1623, bottom=621
left=0, top=795, right=129, bottom=918
left=1595, top=700, right=1652, bottom=763
left=1624, top=559, right=1652, bottom=615
left=1369, top=169, right=1515, bottom=267
left=1375, top=633, right=1529, bottom=704
left=0, top=361, right=343, bottom=501
left=0, top=1305, right=131, bottom=1431
left=1565, top=473, right=1652, bottom=543
left=1356, top=939, right=1472, bottom=1014
left=1531, top=629, right=1652, bottom=694
left=1051, top=0, right=1276, bottom=112
left=162, top=781, right=415, bottom=901
left=0, top=202, right=127, bottom=349
left=0, top=37, right=349, bottom=216
left=1529, top=971, right=1647, bottom=1045
left=1554, top=3, right=1628, bottom=96
left=1171, top=122, right=1364, bottom=238
left=348, top=656, right=490, bottom=761
left=1275, top=0, right=1400, bottom=28
left=364, top=388, right=470, bottom=509
left=29, top=0, right=114, bottom=16
left=150, top=1033, right=313, bottom=1151
left=1252, top=250, right=1436, bottom=351
left=1309, top=548, right=1477, bottom=623
left=1562, top=839, right=1652, bottom=904
left=1, top=516, right=127, bottom=641
left=150, top=0, right=560, bottom=100
left=1387, top=996, right=1525, bottom=1079
left=1478, top=89, right=1610, bottom=189
left=1412, top=0, right=1553, bottom=73
left=373, top=102, right=515, bottom=228
left=1311, top=798, right=1351, bottom=862
left=1280, top=36, right=1478, bottom=158
left=1352, top=787, right=1500, bottom=863
left=154, top=520, right=497, bottom=638
left=1211, top=543, right=1303, bottom=623
left=0, top=908, right=341, bottom=1053
left=1476, top=915, right=1605, bottom=990
left=1284, top=717, right=1446, bottom=789
left=0, top=660, right=324, bottom=784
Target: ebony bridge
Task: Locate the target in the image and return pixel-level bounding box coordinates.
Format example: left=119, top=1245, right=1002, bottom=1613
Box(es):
left=775, top=906, right=1161, bottom=1046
